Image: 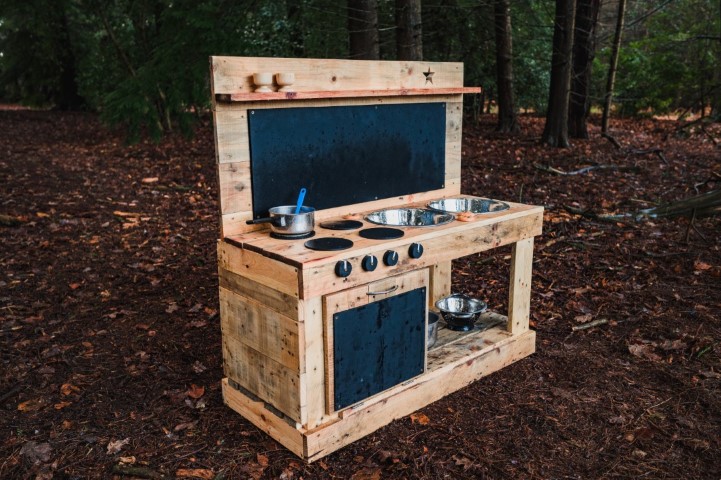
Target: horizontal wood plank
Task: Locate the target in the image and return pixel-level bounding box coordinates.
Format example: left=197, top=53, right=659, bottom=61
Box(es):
left=216, top=87, right=481, bottom=102
left=218, top=240, right=300, bottom=298
left=211, top=57, right=464, bottom=95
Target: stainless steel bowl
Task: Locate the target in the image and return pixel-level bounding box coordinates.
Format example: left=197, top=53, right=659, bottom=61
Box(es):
left=435, top=294, right=487, bottom=332
left=365, top=208, right=454, bottom=227
left=427, top=311, right=440, bottom=349
left=427, top=197, right=510, bottom=214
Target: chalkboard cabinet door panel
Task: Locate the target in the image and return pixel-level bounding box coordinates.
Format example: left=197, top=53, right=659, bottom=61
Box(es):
left=323, top=269, right=429, bottom=413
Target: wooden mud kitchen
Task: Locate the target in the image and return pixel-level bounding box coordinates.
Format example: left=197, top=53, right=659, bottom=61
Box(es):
left=210, top=56, right=543, bottom=462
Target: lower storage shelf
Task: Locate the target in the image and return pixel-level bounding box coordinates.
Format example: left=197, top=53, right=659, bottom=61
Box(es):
left=222, top=313, right=535, bottom=462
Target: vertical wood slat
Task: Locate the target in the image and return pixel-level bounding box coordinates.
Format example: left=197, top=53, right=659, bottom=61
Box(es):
left=508, top=237, right=534, bottom=333
left=428, top=261, right=452, bottom=306
left=299, top=297, right=326, bottom=429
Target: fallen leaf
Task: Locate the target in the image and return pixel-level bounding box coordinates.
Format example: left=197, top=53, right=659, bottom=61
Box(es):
left=61, top=383, right=80, bottom=396
left=176, top=468, right=214, bottom=479
left=119, top=456, right=136, bottom=465
left=69, top=282, right=81, bottom=290
left=410, top=413, right=430, bottom=425
left=141, top=177, right=159, bottom=184
left=574, top=313, right=593, bottom=323
left=256, top=453, right=269, bottom=467
left=166, top=303, right=179, bottom=314
left=694, top=260, right=712, bottom=271
left=18, top=398, right=46, bottom=412
left=106, top=438, right=130, bottom=455
left=350, top=467, right=382, bottom=480
left=174, top=421, right=198, bottom=432
left=628, top=344, right=662, bottom=362
left=453, top=454, right=474, bottom=470
left=54, top=401, right=72, bottom=410
left=20, top=441, right=52, bottom=465
left=186, top=320, right=207, bottom=329
left=187, top=384, right=205, bottom=399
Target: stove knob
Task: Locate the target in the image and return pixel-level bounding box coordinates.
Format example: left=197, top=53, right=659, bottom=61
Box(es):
left=334, top=260, right=352, bottom=278
left=409, top=243, right=424, bottom=259
left=383, top=250, right=399, bottom=267
left=361, top=255, right=378, bottom=272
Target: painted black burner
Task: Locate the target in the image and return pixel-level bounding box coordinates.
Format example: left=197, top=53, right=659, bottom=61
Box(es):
left=304, top=237, right=354, bottom=251
left=319, top=219, right=364, bottom=230
left=358, top=227, right=404, bottom=240
left=270, top=231, right=316, bottom=240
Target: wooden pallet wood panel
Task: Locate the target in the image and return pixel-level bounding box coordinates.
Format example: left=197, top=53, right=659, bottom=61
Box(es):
left=219, top=287, right=300, bottom=371
left=223, top=335, right=302, bottom=422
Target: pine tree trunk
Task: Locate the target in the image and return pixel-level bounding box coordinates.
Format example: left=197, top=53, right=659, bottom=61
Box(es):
left=348, top=0, right=380, bottom=60
left=494, top=0, right=520, bottom=133
left=541, top=0, right=576, bottom=147
left=568, top=0, right=600, bottom=139
left=601, top=0, right=627, bottom=133
left=395, top=0, right=423, bottom=60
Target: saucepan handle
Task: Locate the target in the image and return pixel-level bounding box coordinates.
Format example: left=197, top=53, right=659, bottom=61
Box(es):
left=246, top=217, right=272, bottom=225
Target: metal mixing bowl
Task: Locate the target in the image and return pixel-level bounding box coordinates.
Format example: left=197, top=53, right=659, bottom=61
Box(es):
left=365, top=208, right=454, bottom=227
left=435, top=294, right=487, bottom=332
left=427, top=197, right=510, bottom=214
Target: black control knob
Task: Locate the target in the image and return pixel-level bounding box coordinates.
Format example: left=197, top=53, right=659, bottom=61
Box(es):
left=361, top=255, right=378, bottom=272
left=383, top=250, right=399, bottom=266
left=408, top=243, right=424, bottom=259
left=335, top=260, right=352, bottom=278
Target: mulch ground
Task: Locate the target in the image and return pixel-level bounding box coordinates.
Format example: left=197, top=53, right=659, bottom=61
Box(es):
left=1, top=109, right=720, bottom=479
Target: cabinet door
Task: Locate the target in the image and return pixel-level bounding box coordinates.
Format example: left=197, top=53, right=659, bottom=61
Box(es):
left=324, top=269, right=428, bottom=412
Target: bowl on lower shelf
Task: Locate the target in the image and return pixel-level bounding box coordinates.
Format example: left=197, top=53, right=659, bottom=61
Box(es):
left=435, top=294, right=487, bottom=332
left=427, top=311, right=440, bottom=349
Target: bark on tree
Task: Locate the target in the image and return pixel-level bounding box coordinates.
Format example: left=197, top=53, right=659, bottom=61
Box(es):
left=494, top=0, right=520, bottom=133
left=601, top=0, right=627, bottom=133
left=395, top=0, right=423, bottom=60
left=541, top=0, right=576, bottom=147
left=348, top=0, right=380, bottom=60
left=568, top=0, right=600, bottom=139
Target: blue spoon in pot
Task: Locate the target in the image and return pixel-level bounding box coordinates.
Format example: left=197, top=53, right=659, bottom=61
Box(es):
left=294, top=188, right=307, bottom=215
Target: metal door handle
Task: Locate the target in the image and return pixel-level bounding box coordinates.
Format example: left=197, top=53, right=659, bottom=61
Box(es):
left=367, top=285, right=399, bottom=296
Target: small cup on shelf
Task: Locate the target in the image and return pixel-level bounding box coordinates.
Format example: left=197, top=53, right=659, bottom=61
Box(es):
left=276, top=72, right=296, bottom=92
left=253, top=72, right=273, bottom=92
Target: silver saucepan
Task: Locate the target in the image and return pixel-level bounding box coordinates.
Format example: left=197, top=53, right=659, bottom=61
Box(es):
left=246, top=206, right=315, bottom=236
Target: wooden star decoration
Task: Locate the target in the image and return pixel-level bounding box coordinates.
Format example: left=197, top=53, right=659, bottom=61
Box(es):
left=423, top=67, right=435, bottom=84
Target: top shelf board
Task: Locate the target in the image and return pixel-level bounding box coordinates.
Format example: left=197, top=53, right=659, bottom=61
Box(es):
left=215, top=87, right=482, bottom=103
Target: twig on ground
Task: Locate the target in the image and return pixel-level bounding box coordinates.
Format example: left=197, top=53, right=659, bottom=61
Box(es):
left=534, top=163, right=639, bottom=176
left=572, top=319, right=609, bottom=331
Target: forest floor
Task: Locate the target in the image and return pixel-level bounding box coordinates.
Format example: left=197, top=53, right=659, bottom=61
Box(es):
left=1, top=109, right=720, bottom=479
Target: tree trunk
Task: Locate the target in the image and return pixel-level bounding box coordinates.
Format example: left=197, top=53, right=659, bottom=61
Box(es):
left=348, top=0, right=380, bottom=60
left=568, top=0, right=600, bottom=139
left=395, top=0, right=423, bottom=60
left=541, top=0, right=576, bottom=147
left=494, top=0, right=520, bottom=133
left=601, top=0, right=627, bottom=133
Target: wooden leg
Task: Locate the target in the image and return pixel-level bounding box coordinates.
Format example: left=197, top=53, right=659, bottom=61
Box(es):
left=429, top=261, right=452, bottom=307
left=508, top=237, right=534, bottom=334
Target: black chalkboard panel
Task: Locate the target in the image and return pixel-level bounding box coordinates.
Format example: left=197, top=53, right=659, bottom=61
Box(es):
left=332, top=288, right=426, bottom=410
left=247, top=103, right=446, bottom=218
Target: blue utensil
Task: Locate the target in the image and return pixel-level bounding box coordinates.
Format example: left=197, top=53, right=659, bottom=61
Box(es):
left=294, top=188, right=307, bottom=215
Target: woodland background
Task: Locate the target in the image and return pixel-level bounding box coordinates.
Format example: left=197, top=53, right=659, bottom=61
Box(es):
left=1, top=0, right=720, bottom=141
